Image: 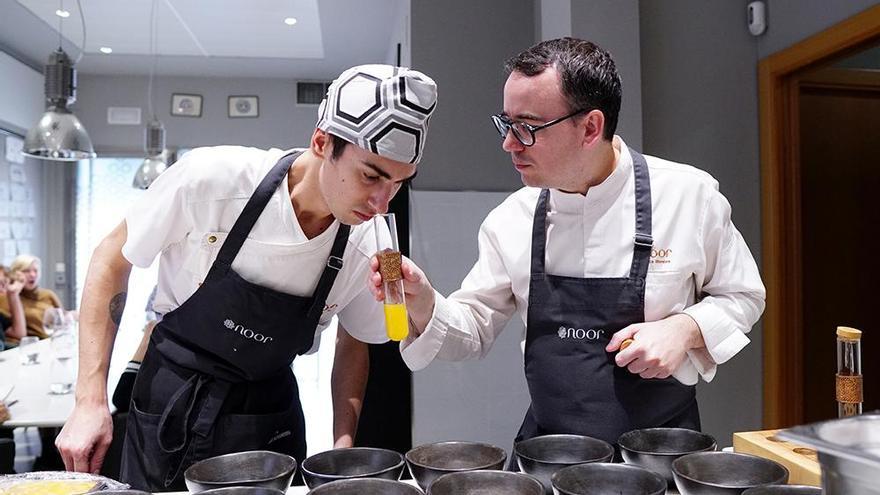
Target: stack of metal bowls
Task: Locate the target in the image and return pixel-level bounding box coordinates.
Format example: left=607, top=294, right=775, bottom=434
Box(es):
left=305, top=478, right=423, bottom=494
left=427, top=470, right=543, bottom=495
left=742, top=486, right=822, bottom=494
left=183, top=450, right=297, bottom=493
left=405, top=441, right=507, bottom=491
left=618, top=427, right=717, bottom=488
left=301, top=447, right=405, bottom=488
left=672, top=451, right=789, bottom=494
left=779, top=411, right=880, bottom=494
left=514, top=434, right=615, bottom=494
left=195, top=489, right=285, bottom=495
left=551, top=463, right=667, bottom=495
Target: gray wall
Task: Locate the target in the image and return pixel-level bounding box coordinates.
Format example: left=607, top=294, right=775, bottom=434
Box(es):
left=640, top=0, right=764, bottom=446
left=409, top=0, right=534, bottom=192
left=571, top=0, right=643, bottom=149
left=759, top=0, right=879, bottom=59
left=76, top=75, right=320, bottom=154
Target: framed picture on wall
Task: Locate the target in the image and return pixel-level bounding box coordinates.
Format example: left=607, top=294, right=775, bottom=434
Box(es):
left=228, top=95, right=259, bottom=118
left=171, top=93, right=203, bottom=117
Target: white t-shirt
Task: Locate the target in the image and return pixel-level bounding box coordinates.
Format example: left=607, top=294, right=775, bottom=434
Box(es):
left=400, top=137, right=766, bottom=385
left=122, top=145, right=388, bottom=352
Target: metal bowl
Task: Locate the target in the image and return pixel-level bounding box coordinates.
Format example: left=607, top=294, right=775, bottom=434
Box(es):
left=672, top=452, right=789, bottom=494
left=427, top=470, right=543, bottom=495
left=100, top=492, right=153, bottom=495
left=514, top=434, right=615, bottom=494
left=405, top=441, right=508, bottom=490
left=301, top=447, right=405, bottom=488
left=618, top=427, right=717, bottom=487
left=742, top=486, right=822, bottom=494
left=183, top=450, right=297, bottom=493
left=551, top=463, right=667, bottom=495
left=305, top=478, right=423, bottom=494
left=196, top=488, right=285, bottom=495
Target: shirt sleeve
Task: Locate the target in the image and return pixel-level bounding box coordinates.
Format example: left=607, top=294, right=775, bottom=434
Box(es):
left=121, top=151, right=197, bottom=268
left=400, top=215, right=518, bottom=371
left=337, top=286, right=390, bottom=345
left=681, top=187, right=766, bottom=379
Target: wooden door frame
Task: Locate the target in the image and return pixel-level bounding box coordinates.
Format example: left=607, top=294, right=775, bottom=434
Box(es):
left=760, top=4, right=880, bottom=429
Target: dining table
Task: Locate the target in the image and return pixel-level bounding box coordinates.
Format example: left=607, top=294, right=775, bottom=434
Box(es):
left=0, top=337, right=77, bottom=428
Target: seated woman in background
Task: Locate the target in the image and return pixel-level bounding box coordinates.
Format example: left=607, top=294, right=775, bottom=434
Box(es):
left=0, top=254, right=62, bottom=340
left=0, top=265, right=27, bottom=349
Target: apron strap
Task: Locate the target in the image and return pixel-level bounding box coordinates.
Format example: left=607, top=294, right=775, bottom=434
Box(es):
left=212, top=151, right=301, bottom=274
left=530, top=189, right=551, bottom=277
left=305, top=223, right=351, bottom=323
left=629, top=148, right=653, bottom=281
left=156, top=373, right=232, bottom=488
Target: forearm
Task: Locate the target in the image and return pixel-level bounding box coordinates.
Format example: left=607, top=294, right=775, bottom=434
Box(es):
left=76, top=223, right=133, bottom=407
left=331, top=325, right=369, bottom=448
left=5, top=294, right=26, bottom=340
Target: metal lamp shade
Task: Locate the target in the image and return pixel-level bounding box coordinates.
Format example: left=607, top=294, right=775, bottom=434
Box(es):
left=23, top=48, right=95, bottom=161
left=23, top=106, right=95, bottom=161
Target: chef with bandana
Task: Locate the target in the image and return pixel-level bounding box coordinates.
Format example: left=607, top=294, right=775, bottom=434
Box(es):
left=56, top=64, right=438, bottom=491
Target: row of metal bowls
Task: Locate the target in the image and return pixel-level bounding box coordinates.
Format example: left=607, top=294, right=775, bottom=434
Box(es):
left=176, top=427, right=820, bottom=494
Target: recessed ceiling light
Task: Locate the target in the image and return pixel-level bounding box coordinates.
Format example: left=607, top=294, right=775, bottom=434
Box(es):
left=284, top=17, right=297, bottom=26
left=55, top=9, right=70, bottom=18
left=99, top=47, right=113, bottom=54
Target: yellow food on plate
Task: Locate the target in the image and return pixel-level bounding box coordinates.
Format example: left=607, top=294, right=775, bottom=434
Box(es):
left=1, top=480, right=97, bottom=495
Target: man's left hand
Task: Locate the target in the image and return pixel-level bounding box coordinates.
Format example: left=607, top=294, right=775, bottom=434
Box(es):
left=606, top=314, right=704, bottom=379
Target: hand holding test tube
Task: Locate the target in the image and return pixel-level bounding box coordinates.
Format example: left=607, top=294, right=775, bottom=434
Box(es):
left=374, top=213, right=409, bottom=341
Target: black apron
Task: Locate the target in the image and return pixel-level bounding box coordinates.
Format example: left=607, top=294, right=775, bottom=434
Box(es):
left=513, top=148, right=700, bottom=457
left=120, top=152, right=350, bottom=491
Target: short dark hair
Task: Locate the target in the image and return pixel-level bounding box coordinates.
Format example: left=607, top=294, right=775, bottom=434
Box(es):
left=329, top=133, right=350, bottom=161
left=504, top=37, right=621, bottom=141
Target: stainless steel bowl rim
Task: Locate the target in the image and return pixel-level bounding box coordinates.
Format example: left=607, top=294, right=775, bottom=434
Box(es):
left=551, top=462, right=667, bottom=486
left=514, top=434, right=614, bottom=463
left=617, top=428, right=717, bottom=456
left=302, top=447, right=405, bottom=480
left=406, top=441, right=507, bottom=471
left=672, top=452, right=790, bottom=489
left=428, top=469, right=543, bottom=494
left=185, top=450, right=297, bottom=485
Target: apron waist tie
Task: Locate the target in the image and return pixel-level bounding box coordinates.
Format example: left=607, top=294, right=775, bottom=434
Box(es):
left=156, top=374, right=232, bottom=488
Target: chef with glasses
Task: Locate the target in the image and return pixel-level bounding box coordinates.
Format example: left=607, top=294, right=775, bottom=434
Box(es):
left=370, top=38, right=765, bottom=452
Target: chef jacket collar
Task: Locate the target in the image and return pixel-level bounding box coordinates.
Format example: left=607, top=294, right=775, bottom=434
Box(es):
left=549, top=135, right=632, bottom=215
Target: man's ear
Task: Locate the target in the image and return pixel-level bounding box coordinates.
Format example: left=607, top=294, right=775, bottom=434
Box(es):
left=581, top=109, right=606, bottom=147
left=311, top=128, right=330, bottom=159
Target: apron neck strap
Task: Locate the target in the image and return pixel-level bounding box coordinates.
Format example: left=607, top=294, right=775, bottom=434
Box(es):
left=629, top=148, right=653, bottom=281
left=530, top=189, right=551, bottom=277
left=305, top=223, right=351, bottom=322
left=214, top=151, right=301, bottom=269
left=529, top=147, right=654, bottom=280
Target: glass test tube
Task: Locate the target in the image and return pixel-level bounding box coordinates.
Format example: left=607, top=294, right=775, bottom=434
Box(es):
left=374, top=213, right=409, bottom=341
left=836, top=326, right=863, bottom=418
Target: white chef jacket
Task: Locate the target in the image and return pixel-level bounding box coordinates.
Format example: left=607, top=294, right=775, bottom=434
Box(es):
left=400, top=137, right=765, bottom=385
left=122, top=145, right=388, bottom=352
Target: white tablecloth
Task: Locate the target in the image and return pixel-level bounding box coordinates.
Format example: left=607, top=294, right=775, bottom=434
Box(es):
left=0, top=338, right=77, bottom=428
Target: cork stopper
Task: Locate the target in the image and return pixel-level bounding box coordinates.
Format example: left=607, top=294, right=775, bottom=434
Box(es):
left=837, top=326, right=862, bottom=341
left=378, top=250, right=403, bottom=283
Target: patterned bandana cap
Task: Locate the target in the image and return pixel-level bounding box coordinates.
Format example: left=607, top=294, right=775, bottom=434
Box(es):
left=317, top=64, right=438, bottom=164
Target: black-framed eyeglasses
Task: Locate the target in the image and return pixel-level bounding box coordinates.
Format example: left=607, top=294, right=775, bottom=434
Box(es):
left=490, top=108, right=587, bottom=146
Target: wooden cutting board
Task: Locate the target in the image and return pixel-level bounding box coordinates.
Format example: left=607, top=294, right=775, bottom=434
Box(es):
left=732, top=429, right=821, bottom=487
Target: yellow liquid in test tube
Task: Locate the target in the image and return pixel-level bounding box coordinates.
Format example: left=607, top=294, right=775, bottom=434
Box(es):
left=384, top=303, right=409, bottom=341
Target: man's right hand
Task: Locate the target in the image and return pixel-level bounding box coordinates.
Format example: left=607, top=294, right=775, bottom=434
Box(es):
left=56, top=403, right=113, bottom=474
left=368, top=255, right=435, bottom=336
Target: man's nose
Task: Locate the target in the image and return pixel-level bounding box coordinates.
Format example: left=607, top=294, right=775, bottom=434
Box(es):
left=501, top=129, right=525, bottom=152
left=368, top=185, right=395, bottom=214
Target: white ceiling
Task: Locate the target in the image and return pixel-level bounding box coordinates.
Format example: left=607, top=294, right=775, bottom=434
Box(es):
left=1, top=0, right=407, bottom=79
